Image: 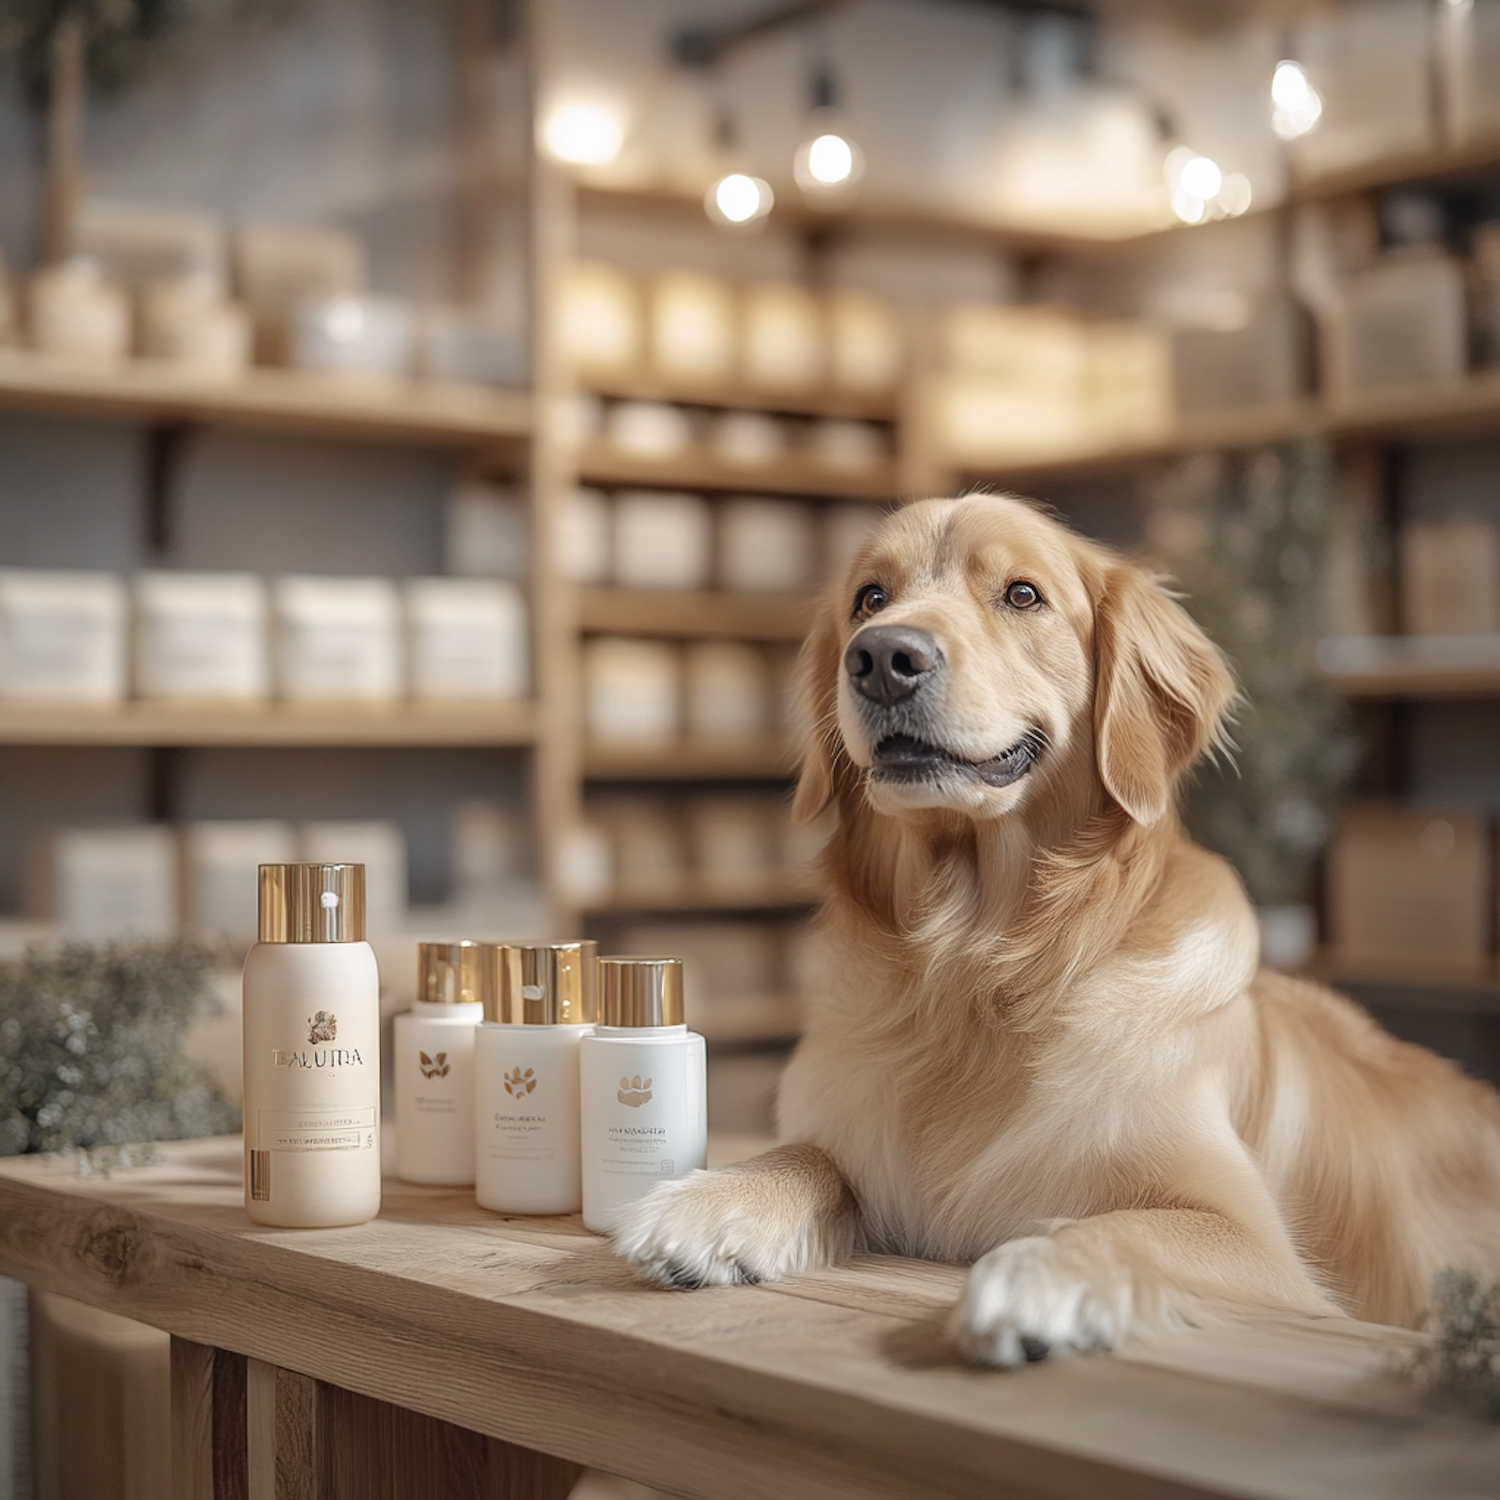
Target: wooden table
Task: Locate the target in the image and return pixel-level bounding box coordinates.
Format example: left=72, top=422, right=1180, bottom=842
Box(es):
left=1, top=1137, right=1497, bottom=1500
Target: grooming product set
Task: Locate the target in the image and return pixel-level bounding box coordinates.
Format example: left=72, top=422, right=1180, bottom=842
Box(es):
left=242, top=864, right=706, bottom=1229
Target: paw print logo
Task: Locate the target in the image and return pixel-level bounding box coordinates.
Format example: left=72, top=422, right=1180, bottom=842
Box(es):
left=617, top=1074, right=652, bottom=1107
left=419, top=1051, right=450, bottom=1080
left=307, top=1011, right=337, bottom=1044
left=503, top=1066, right=536, bottom=1098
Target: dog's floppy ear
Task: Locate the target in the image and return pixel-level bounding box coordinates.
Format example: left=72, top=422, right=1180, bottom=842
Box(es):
left=791, top=597, right=846, bottom=824
left=1093, top=563, right=1236, bottom=827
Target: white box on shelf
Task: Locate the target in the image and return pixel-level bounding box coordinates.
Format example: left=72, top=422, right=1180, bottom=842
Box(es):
left=553, top=822, right=612, bottom=906
left=718, top=498, right=817, bottom=594
left=182, top=820, right=297, bottom=944
left=139, top=284, right=252, bottom=376
left=684, top=642, right=772, bottom=741
left=35, top=825, right=179, bottom=941
left=0, top=569, right=127, bottom=703
left=416, top=306, right=525, bottom=387
left=828, top=290, right=905, bottom=393
left=404, top=578, right=528, bottom=700
left=444, top=482, right=529, bottom=581
left=930, top=374, right=1084, bottom=463
left=27, top=260, right=130, bottom=364
left=939, top=303, right=1088, bottom=389
left=741, top=283, right=825, bottom=390
left=824, top=504, right=886, bottom=581
left=612, top=491, right=712, bottom=590
left=806, top=419, right=887, bottom=473
left=1400, top=520, right=1500, bottom=635
left=73, top=200, right=226, bottom=292
left=271, top=575, right=403, bottom=702
left=605, top=401, right=693, bottom=459
left=299, top=819, right=408, bottom=935
left=288, top=295, right=413, bottom=382
left=688, top=796, right=782, bottom=888
left=584, top=637, right=679, bottom=743
left=555, top=487, right=612, bottom=585
left=555, top=261, right=641, bottom=374
left=709, top=410, right=786, bottom=468
left=650, top=271, right=737, bottom=382
left=134, top=571, right=269, bottom=701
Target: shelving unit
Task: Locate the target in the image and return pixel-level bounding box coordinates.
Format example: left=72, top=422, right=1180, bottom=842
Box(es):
left=583, top=739, right=793, bottom=781
left=1319, top=636, right=1500, bottom=700
left=577, top=587, right=810, bottom=642
left=583, top=874, right=818, bottom=917
left=576, top=441, right=898, bottom=501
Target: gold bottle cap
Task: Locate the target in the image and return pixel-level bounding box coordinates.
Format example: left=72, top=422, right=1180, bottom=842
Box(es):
left=257, top=863, right=365, bottom=944
left=481, top=941, right=598, bottom=1025
left=600, top=956, right=684, bottom=1028
left=416, top=941, right=485, bottom=1005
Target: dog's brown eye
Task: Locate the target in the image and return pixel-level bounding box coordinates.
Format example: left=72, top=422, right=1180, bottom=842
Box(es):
left=1005, top=580, right=1041, bottom=610
left=853, top=583, right=888, bottom=619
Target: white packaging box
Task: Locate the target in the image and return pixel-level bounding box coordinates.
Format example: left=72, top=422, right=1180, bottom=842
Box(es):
left=684, top=643, right=772, bottom=740
left=553, top=822, right=613, bottom=906
left=555, top=487, right=612, bottom=584
left=718, top=499, right=817, bottom=594
left=272, top=576, right=403, bottom=702
left=182, top=820, right=297, bottom=944
left=444, top=482, right=529, bottom=580
left=807, top=419, right=887, bottom=473
left=0, top=569, right=127, bottom=702
left=824, top=504, right=886, bottom=581
left=605, top=401, right=693, bottom=459
left=688, top=797, right=781, bottom=888
left=134, top=571, right=269, bottom=701
left=42, top=826, right=179, bottom=941
left=299, top=820, right=408, bottom=936
left=1324, top=254, right=1467, bottom=400
left=1400, top=520, right=1500, bottom=635
left=828, top=290, right=905, bottom=393
left=584, top=637, right=679, bottom=743
left=404, top=578, right=528, bottom=700
left=555, top=261, right=641, bottom=374
left=742, top=283, right=826, bottom=390
left=28, top=261, right=130, bottom=364
left=612, top=491, right=712, bottom=590
left=709, top=410, right=786, bottom=468
left=650, top=271, right=737, bottom=382
left=288, top=295, right=413, bottom=382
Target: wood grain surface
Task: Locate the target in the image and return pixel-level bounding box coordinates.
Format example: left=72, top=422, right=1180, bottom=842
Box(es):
left=2, top=1138, right=1497, bottom=1500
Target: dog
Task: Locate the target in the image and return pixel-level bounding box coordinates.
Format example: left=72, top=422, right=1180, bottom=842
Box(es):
left=612, top=494, right=1500, bottom=1366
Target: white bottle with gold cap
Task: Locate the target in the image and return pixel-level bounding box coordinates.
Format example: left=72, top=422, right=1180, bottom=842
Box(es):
left=242, top=863, right=381, bottom=1228
left=579, top=956, right=706, bottom=1234
left=474, top=940, right=597, bottom=1214
left=395, top=942, right=484, bottom=1185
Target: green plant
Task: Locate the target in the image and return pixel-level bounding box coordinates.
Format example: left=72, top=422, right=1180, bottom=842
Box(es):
left=0, top=937, right=239, bottom=1156
left=1400, top=1269, right=1500, bottom=1422
left=1143, top=438, right=1360, bottom=907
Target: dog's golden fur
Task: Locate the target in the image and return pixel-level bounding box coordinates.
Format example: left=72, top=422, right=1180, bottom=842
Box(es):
left=613, top=494, right=1500, bottom=1363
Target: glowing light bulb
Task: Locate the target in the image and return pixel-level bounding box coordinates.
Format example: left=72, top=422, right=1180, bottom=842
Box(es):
left=794, top=129, right=864, bottom=195
left=1179, top=155, right=1223, bottom=202
left=543, top=102, right=624, bottom=166
left=706, top=173, right=773, bottom=226
left=1270, top=61, right=1322, bottom=140
left=1171, top=189, right=1208, bottom=225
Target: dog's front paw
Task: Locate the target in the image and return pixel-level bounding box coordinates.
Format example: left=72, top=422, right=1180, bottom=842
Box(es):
left=948, top=1235, right=1129, bottom=1368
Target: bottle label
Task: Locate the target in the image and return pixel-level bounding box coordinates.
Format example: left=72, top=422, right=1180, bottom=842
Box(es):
left=258, top=1106, right=377, bottom=1153
left=596, top=1058, right=693, bottom=1181
left=486, top=1063, right=553, bottom=1163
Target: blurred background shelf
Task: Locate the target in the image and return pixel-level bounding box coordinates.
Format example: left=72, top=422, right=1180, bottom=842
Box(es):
left=578, top=587, right=810, bottom=642
left=0, top=351, right=532, bottom=446
left=1318, top=636, right=1500, bottom=699
left=577, top=441, right=898, bottom=500
left=584, top=739, right=794, bottom=781
left=0, top=702, right=539, bottom=748
left=1307, top=952, right=1500, bottom=1013
left=695, top=994, right=804, bottom=1046
left=579, top=372, right=897, bottom=423
left=584, top=876, right=818, bottom=916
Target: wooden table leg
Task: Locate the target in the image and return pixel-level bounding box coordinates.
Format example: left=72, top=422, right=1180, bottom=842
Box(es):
left=246, top=1357, right=581, bottom=1500
left=172, top=1337, right=247, bottom=1500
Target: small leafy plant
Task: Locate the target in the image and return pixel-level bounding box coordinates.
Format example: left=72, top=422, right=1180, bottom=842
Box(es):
left=1400, top=1269, right=1500, bottom=1422
left=0, top=938, right=239, bottom=1157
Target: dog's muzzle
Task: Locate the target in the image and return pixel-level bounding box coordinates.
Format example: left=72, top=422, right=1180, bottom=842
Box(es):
left=845, top=624, right=942, bottom=708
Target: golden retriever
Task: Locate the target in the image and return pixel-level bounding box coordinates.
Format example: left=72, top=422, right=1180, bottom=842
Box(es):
left=612, top=494, right=1500, bottom=1364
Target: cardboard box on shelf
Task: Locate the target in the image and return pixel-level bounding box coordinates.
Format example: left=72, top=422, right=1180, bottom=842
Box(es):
left=1399, top=519, right=1500, bottom=636
left=72, top=199, right=225, bottom=292
left=134, top=571, right=269, bottom=702
left=271, top=575, right=403, bottom=702
left=182, top=820, right=297, bottom=944
left=583, top=637, right=679, bottom=743
left=709, top=410, right=787, bottom=468
left=0, top=569, right=127, bottom=703
left=650, top=270, right=737, bottom=382
left=612, top=491, right=712, bottom=590
left=555, top=260, right=641, bottom=375
left=1325, top=804, right=1493, bottom=977
left=404, top=578, right=528, bottom=701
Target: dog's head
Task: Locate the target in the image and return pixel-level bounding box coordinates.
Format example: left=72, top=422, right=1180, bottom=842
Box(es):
left=796, top=495, right=1235, bottom=829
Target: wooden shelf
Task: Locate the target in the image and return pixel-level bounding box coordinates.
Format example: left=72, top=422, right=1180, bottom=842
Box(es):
left=1318, top=636, right=1500, bottom=699
left=578, top=440, right=898, bottom=500
left=1307, top=951, right=1500, bottom=1012
left=578, top=587, right=811, bottom=643
left=1289, top=132, right=1500, bottom=205
left=0, top=351, right=531, bottom=447
left=585, top=873, right=818, bottom=915
left=580, top=371, right=897, bottom=423
left=584, top=738, right=795, bottom=781
left=0, top=701, right=538, bottom=748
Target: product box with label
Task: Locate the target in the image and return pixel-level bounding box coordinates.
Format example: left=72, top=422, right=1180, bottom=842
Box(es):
left=405, top=578, right=528, bottom=701
left=718, top=498, right=817, bottom=594
left=584, top=637, right=679, bottom=743
left=134, top=571, right=269, bottom=701
left=612, top=491, right=712, bottom=590
left=271, top=575, right=402, bottom=702
left=0, top=569, right=128, bottom=703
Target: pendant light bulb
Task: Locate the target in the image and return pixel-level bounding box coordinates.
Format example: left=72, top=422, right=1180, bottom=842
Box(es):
left=705, top=172, right=774, bottom=227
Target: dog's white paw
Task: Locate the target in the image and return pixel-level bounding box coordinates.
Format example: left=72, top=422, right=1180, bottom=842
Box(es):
left=948, top=1235, right=1130, bottom=1368
left=611, top=1170, right=797, bottom=1290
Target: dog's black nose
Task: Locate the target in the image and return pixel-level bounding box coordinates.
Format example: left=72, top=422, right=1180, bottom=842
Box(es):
left=845, top=624, right=942, bottom=707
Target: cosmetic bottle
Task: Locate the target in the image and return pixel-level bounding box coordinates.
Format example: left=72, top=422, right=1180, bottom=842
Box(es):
left=474, top=941, right=597, bottom=1214
left=579, top=956, right=706, bottom=1233
left=395, top=942, right=484, bottom=1185
left=242, top=864, right=381, bottom=1228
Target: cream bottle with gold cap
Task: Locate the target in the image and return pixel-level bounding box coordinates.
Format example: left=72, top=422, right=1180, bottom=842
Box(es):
left=395, top=942, right=484, bottom=1185
left=579, top=956, right=706, bottom=1233
left=242, top=863, right=381, bottom=1228
left=474, top=941, right=597, bottom=1214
